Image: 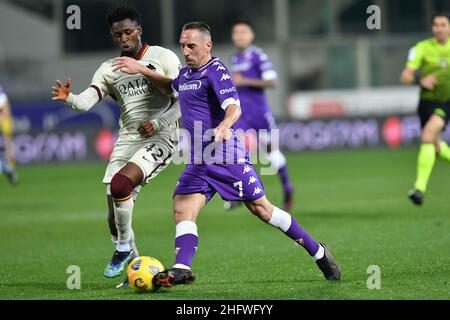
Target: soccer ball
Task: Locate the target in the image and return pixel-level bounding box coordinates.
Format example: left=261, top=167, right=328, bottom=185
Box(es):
left=127, top=256, right=165, bottom=293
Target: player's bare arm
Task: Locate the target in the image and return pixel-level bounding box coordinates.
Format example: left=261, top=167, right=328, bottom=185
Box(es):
left=420, top=74, right=438, bottom=90
left=401, top=67, right=438, bottom=90
left=233, top=73, right=276, bottom=89
left=51, top=77, right=102, bottom=112
left=214, top=104, right=241, bottom=142
left=112, top=56, right=173, bottom=96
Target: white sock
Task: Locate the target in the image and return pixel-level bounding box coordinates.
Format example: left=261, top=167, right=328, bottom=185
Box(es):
left=313, top=244, right=325, bottom=261
left=129, top=228, right=139, bottom=257
left=173, top=263, right=191, bottom=270
left=114, top=197, right=134, bottom=247
left=268, top=206, right=292, bottom=232
left=116, top=242, right=131, bottom=252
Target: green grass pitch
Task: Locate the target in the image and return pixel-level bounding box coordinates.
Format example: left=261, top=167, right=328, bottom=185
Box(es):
left=0, top=148, right=449, bottom=300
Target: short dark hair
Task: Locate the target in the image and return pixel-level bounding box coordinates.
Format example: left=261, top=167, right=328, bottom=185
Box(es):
left=182, top=22, right=211, bottom=35
left=106, top=5, right=140, bottom=28
left=232, top=20, right=254, bottom=31
left=432, top=12, right=450, bottom=24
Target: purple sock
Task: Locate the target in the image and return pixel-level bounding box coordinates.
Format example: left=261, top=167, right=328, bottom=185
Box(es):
left=174, top=234, right=198, bottom=268
left=278, top=166, right=293, bottom=194
left=269, top=207, right=319, bottom=256
left=286, top=216, right=319, bottom=256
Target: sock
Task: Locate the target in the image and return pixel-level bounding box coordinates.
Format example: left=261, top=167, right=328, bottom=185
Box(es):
left=111, top=174, right=135, bottom=247
left=268, top=206, right=320, bottom=257
left=438, top=141, right=450, bottom=162
left=313, top=244, right=325, bottom=261
left=116, top=242, right=131, bottom=252
left=278, top=165, right=294, bottom=194
left=414, top=143, right=436, bottom=193
left=173, top=221, right=198, bottom=269
left=113, top=197, right=134, bottom=247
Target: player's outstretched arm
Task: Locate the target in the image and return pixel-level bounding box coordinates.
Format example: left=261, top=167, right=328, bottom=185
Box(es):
left=400, top=67, right=437, bottom=90
left=51, top=79, right=99, bottom=112
left=112, top=57, right=173, bottom=96
left=51, top=79, right=71, bottom=101
left=214, top=104, right=241, bottom=142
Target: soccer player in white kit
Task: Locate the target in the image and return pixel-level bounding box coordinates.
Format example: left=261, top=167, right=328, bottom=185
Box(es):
left=51, top=5, right=181, bottom=284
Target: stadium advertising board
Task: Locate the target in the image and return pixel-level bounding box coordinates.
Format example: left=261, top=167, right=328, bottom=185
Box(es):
left=279, top=115, right=450, bottom=151
left=288, top=87, right=420, bottom=119
left=0, top=100, right=119, bottom=164
left=2, top=98, right=445, bottom=164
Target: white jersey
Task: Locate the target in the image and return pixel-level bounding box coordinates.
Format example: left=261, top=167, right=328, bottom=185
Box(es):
left=91, top=44, right=181, bottom=145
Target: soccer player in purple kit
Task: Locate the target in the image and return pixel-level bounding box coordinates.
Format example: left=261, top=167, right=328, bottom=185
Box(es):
left=226, top=20, right=294, bottom=211
left=113, top=22, right=341, bottom=288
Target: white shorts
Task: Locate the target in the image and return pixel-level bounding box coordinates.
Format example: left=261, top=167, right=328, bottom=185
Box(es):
left=103, top=136, right=175, bottom=196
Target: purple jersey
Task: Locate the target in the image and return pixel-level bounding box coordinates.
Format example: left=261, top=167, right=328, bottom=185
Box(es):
left=230, top=46, right=277, bottom=131
left=172, top=57, right=248, bottom=164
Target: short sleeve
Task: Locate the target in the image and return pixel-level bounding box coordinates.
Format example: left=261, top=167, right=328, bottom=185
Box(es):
left=256, top=51, right=277, bottom=81
left=208, top=61, right=240, bottom=110
left=90, top=63, right=110, bottom=101
left=406, top=43, right=424, bottom=70
left=161, top=49, right=182, bottom=79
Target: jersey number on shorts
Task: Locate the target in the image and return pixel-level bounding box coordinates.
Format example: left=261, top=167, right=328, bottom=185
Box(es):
left=145, top=144, right=164, bottom=161
left=233, top=181, right=243, bottom=198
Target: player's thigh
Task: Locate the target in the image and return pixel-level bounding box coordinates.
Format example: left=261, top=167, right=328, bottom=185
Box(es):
left=174, top=164, right=216, bottom=201
left=103, top=142, right=140, bottom=185
left=116, top=162, right=144, bottom=186
left=173, top=193, right=207, bottom=223
left=422, top=114, right=445, bottom=143
left=205, top=163, right=266, bottom=202
left=128, top=142, right=173, bottom=185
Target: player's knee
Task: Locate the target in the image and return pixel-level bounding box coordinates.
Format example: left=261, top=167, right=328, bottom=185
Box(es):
left=173, top=206, right=194, bottom=223
left=110, top=173, right=134, bottom=200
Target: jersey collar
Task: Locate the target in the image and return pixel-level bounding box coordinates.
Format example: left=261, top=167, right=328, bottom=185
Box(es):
left=133, top=43, right=150, bottom=60
left=190, top=57, right=219, bottom=73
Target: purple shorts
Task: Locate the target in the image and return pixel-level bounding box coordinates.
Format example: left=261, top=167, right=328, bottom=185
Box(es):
left=234, top=110, right=277, bottom=132
left=173, top=163, right=266, bottom=202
